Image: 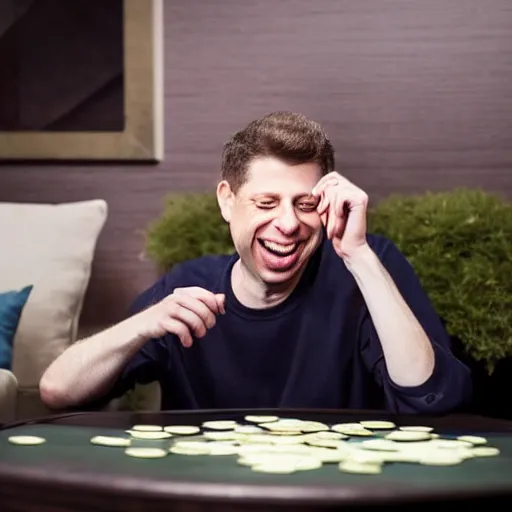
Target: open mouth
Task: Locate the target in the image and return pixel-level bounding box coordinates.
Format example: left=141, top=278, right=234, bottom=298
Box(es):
left=258, top=239, right=299, bottom=257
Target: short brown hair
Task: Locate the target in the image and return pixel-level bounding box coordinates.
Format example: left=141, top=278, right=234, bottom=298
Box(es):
left=221, top=111, right=335, bottom=192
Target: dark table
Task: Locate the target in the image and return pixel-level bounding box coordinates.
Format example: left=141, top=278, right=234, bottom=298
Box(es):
left=1, top=408, right=512, bottom=511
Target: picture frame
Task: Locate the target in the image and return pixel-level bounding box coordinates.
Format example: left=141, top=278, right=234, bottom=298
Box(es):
left=0, top=0, right=164, bottom=162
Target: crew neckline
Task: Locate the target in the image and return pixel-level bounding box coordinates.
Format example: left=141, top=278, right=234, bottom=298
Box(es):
left=222, top=245, right=322, bottom=320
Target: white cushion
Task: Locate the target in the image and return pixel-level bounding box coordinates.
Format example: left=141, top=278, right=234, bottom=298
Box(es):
left=0, top=200, right=107, bottom=388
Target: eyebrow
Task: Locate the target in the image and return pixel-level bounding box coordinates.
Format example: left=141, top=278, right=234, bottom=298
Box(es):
left=252, top=193, right=317, bottom=201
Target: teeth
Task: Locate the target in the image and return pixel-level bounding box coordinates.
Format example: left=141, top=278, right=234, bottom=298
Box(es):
left=262, top=240, right=297, bottom=254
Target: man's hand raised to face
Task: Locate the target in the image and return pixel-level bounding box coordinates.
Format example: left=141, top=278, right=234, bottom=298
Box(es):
left=312, top=172, right=370, bottom=261
left=136, top=287, right=226, bottom=347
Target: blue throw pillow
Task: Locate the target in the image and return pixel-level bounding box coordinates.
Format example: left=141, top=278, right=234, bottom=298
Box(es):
left=0, top=285, right=33, bottom=370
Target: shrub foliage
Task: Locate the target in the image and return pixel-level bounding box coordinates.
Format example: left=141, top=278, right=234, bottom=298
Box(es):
left=367, top=188, right=512, bottom=372
left=145, top=193, right=233, bottom=272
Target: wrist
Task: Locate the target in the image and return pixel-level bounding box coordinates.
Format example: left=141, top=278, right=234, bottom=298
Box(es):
left=118, top=312, right=151, bottom=348
left=341, top=244, right=377, bottom=273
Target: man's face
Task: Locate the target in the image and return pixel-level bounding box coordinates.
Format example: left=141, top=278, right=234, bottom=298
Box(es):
left=219, top=157, right=324, bottom=286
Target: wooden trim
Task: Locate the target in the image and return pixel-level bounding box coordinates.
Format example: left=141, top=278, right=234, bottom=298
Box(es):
left=0, top=0, right=164, bottom=162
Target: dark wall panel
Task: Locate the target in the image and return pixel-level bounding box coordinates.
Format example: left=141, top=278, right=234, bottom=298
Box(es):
left=0, top=0, right=511, bottom=329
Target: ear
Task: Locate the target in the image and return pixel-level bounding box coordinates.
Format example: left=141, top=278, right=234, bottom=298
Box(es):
left=216, top=180, right=235, bottom=222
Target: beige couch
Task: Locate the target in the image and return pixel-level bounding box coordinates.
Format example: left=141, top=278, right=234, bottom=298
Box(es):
left=0, top=199, right=108, bottom=424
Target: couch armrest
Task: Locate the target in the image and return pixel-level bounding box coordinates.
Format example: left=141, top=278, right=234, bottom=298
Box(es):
left=0, top=369, right=18, bottom=425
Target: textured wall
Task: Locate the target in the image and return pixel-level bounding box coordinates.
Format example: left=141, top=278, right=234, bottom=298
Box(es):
left=1, top=0, right=511, bottom=329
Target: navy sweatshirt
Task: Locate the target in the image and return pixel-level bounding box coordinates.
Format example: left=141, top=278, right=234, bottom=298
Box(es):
left=100, top=234, right=472, bottom=414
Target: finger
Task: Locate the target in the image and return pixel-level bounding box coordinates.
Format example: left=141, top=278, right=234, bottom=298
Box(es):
left=332, top=214, right=346, bottom=240
left=173, top=287, right=222, bottom=315
left=312, top=176, right=339, bottom=197
left=167, top=300, right=209, bottom=339
left=317, top=179, right=346, bottom=215
left=215, top=293, right=226, bottom=314
left=316, top=194, right=328, bottom=215
left=312, top=171, right=339, bottom=191
left=333, top=192, right=348, bottom=218
left=316, top=192, right=330, bottom=215
left=319, top=189, right=333, bottom=238
left=159, top=317, right=193, bottom=348
left=322, top=208, right=332, bottom=239
left=320, top=211, right=329, bottom=231
left=173, top=294, right=216, bottom=330
left=331, top=193, right=343, bottom=238
left=327, top=207, right=337, bottom=239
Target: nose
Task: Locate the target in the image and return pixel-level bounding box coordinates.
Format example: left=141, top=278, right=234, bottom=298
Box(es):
left=274, top=205, right=300, bottom=236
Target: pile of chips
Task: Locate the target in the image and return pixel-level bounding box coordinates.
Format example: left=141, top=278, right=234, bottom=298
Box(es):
left=8, top=415, right=500, bottom=475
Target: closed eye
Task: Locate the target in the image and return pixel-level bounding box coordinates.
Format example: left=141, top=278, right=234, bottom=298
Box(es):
left=297, top=200, right=319, bottom=212
left=256, top=201, right=277, bottom=209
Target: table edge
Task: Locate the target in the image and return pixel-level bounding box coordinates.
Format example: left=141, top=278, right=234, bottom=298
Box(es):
left=0, top=462, right=511, bottom=506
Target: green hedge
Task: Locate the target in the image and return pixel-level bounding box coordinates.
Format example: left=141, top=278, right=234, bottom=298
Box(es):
left=146, top=193, right=233, bottom=272
left=145, top=188, right=512, bottom=373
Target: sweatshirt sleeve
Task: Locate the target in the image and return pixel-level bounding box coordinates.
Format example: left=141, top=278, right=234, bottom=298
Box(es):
left=359, top=238, right=473, bottom=414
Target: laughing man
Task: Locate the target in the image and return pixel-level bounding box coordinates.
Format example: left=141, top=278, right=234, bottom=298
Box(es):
left=40, top=112, right=472, bottom=414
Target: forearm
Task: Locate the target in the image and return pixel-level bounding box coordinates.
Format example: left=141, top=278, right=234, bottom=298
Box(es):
left=345, top=246, right=435, bottom=387
left=39, top=314, right=148, bottom=409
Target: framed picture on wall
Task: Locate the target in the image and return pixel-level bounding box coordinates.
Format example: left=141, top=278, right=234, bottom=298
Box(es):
left=0, top=0, right=164, bottom=162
